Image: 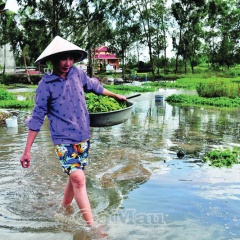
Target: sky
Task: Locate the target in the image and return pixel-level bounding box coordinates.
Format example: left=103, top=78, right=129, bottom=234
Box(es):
left=4, top=0, right=19, bottom=13
left=138, top=36, right=174, bottom=62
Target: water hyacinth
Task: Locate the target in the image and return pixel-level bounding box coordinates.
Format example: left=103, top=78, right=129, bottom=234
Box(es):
left=203, top=147, right=239, bottom=168
left=165, top=94, right=240, bottom=108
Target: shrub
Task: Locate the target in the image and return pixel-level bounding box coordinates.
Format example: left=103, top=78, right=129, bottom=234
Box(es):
left=0, top=74, right=42, bottom=85
left=196, top=80, right=238, bottom=98
left=0, top=88, right=16, bottom=100
left=0, top=100, right=34, bottom=108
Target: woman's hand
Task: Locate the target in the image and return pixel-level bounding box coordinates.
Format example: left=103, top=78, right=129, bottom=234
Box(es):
left=102, top=89, right=127, bottom=101
left=114, top=94, right=127, bottom=101
left=20, top=152, right=31, bottom=168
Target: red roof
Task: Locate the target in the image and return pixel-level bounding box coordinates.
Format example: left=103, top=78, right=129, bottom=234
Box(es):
left=94, top=54, right=118, bottom=59
left=95, top=46, right=108, bottom=52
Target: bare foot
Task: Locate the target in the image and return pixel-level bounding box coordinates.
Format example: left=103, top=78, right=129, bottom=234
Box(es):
left=89, top=224, right=108, bottom=239
left=60, top=204, right=74, bottom=215
left=73, top=230, right=91, bottom=240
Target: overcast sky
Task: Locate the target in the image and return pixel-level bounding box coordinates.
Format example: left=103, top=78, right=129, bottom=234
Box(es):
left=4, top=0, right=19, bottom=13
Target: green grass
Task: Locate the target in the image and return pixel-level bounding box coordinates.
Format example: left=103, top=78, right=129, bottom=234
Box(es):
left=165, top=94, right=240, bottom=108
left=0, top=88, right=16, bottom=100
left=0, top=100, right=34, bottom=108
left=103, top=84, right=157, bottom=94
left=148, top=75, right=240, bottom=91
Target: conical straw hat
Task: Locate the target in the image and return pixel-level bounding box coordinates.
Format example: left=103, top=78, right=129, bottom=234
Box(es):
left=35, top=36, right=87, bottom=65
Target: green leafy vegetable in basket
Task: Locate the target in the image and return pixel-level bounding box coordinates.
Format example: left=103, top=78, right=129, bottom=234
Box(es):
left=85, top=93, right=127, bottom=113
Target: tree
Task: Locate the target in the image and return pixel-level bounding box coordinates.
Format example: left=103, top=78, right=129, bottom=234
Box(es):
left=70, top=0, right=112, bottom=77
left=217, top=1, right=240, bottom=68
left=6, top=0, right=75, bottom=82
left=151, top=0, right=169, bottom=75
left=17, top=0, right=74, bottom=61
left=204, top=0, right=239, bottom=70
left=134, top=0, right=156, bottom=75
left=171, top=0, right=206, bottom=74
left=107, top=0, right=140, bottom=79
left=1, top=0, right=238, bottom=79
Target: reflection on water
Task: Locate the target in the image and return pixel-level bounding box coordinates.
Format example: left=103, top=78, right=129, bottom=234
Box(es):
left=0, top=89, right=240, bottom=239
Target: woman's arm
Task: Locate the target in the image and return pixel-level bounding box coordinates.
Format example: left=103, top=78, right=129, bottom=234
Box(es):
left=20, top=130, right=38, bottom=168
left=102, top=88, right=127, bottom=101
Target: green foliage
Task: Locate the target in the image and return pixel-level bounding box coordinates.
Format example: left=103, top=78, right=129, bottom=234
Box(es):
left=0, top=74, right=41, bottom=85
left=171, top=0, right=205, bottom=74
left=146, top=74, right=240, bottom=94
left=165, top=94, right=240, bottom=108
left=203, top=147, right=239, bottom=168
left=0, top=100, right=34, bottom=108
left=0, top=88, right=16, bottom=100
left=196, top=80, right=238, bottom=98
left=151, top=77, right=200, bottom=89
left=3, top=0, right=240, bottom=74
left=0, top=75, right=12, bottom=85
left=103, top=84, right=156, bottom=94
left=85, top=93, right=127, bottom=113
left=0, top=87, right=34, bottom=108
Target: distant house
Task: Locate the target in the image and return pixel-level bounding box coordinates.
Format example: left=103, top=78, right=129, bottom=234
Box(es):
left=93, top=46, right=120, bottom=71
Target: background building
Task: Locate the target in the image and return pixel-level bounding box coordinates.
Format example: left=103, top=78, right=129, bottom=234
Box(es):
left=93, top=46, right=120, bottom=71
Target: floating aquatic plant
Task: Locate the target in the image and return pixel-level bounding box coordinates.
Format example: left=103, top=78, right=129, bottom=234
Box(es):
left=203, top=147, right=239, bottom=168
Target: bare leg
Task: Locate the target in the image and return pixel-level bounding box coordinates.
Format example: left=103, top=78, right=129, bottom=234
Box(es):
left=64, top=170, right=108, bottom=237
left=62, top=177, right=74, bottom=207
left=69, top=170, right=94, bottom=225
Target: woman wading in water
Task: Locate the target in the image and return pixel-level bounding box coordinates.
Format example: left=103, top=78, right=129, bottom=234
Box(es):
left=20, top=36, right=126, bottom=237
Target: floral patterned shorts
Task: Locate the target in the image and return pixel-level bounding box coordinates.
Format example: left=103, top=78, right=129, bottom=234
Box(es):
left=54, top=139, right=90, bottom=175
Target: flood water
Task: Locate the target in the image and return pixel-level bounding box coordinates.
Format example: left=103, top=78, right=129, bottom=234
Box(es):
left=0, top=89, right=240, bottom=240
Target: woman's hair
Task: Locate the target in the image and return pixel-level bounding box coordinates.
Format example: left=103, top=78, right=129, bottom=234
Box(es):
left=49, top=51, right=80, bottom=63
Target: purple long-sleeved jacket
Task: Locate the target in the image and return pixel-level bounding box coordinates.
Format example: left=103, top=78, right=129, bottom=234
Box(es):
left=26, top=67, right=104, bottom=145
